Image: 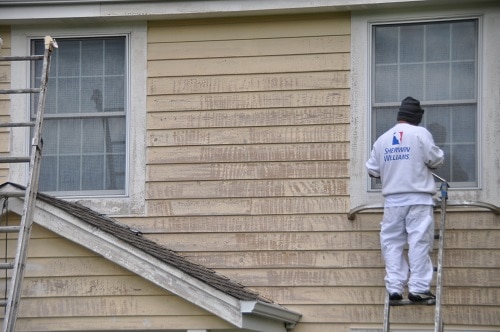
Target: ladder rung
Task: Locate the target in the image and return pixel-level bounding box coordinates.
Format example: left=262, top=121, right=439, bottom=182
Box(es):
left=0, top=88, right=41, bottom=94
left=0, top=226, right=21, bottom=233
left=390, top=298, right=436, bottom=306
left=0, top=262, right=14, bottom=270
left=0, top=300, right=6, bottom=307
left=0, top=191, right=26, bottom=198
left=0, top=122, right=35, bottom=128
left=0, top=55, right=44, bottom=61
left=0, top=157, right=30, bottom=163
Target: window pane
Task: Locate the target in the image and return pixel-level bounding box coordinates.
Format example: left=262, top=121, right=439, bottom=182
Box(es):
left=400, top=64, right=423, bottom=99
left=426, top=63, right=450, bottom=100
left=39, top=156, right=58, bottom=192
left=426, top=23, right=450, bottom=61
left=427, top=105, right=476, bottom=183
left=374, top=65, right=398, bottom=103
left=372, top=19, right=478, bottom=187
left=59, top=119, right=82, bottom=154
left=82, top=39, right=104, bottom=76
left=105, top=38, right=126, bottom=75
left=400, top=25, right=424, bottom=63
left=59, top=156, right=81, bottom=191
left=82, top=155, right=104, bottom=190
left=374, top=26, right=399, bottom=64
left=82, top=78, right=104, bottom=113
left=452, top=21, right=477, bottom=60
left=451, top=62, right=475, bottom=99
left=32, top=36, right=127, bottom=195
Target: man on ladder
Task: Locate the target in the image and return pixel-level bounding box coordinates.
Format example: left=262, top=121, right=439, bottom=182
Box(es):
left=365, top=96, right=444, bottom=303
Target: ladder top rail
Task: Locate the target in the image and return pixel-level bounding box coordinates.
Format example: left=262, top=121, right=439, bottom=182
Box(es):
left=348, top=199, right=500, bottom=220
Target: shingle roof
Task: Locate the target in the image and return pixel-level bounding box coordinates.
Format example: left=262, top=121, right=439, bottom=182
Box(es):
left=3, top=182, right=270, bottom=303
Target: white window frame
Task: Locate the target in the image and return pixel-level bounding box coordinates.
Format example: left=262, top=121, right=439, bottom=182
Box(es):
left=10, top=22, right=147, bottom=215
left=350, top=5, right=500, bottom=208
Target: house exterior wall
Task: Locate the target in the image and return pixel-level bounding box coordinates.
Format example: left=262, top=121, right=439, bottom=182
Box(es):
left=125, top=10, right=497, bottom=332
left=0, top=2, right=498, bottom=331
left=0, top=218, right=233, bottom=331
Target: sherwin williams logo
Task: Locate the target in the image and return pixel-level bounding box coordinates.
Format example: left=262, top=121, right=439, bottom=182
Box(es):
left=385, top=131, right=410, bottom=161
left=393, top=131, right=403, bottom=145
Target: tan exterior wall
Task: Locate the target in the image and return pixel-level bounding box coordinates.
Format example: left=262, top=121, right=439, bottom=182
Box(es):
left=0, top=218, right=231, bottom=331
left=0, top=10, right=498, bottom=332
left=126, top=13, right=498, bottom=331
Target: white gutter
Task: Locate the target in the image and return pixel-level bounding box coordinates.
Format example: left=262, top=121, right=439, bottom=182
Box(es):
left=241, top=301, right=302, bottom=330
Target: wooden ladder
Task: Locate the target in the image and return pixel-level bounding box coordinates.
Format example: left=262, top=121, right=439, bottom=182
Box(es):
left=383, top=176, right=449, bottom=332
left=0, top=35, right=57, bottom=332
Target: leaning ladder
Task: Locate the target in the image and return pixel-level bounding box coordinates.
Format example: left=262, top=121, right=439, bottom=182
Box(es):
left=0, top=36, right=57, bottom=332
left=383, top=175, right=449, bottom=332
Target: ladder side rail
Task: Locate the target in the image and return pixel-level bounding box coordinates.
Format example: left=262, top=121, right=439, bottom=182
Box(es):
left=2, top=37, right=55, bottom=332
left=383, top=291, right=390, bottom=332
left=434, top=182, right=448, bottom=332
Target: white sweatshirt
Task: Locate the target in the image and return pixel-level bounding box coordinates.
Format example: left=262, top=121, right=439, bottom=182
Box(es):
left=366, top=123, right=444, bottom=198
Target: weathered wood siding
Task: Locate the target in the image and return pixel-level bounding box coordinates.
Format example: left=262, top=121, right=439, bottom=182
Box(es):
left=0, top=26, right=11, bottom=182
left=0, top=218, right=231, bottom=331
left=129, top=13, right=499, bottom=331
left=0, top=11, right=498, bottom=332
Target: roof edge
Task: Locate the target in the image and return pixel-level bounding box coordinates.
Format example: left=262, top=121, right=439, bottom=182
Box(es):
left=0, top=182, right=300, bottom=331
left=4, top=194, right=242, bottom=326
left=0, top=0, right=486, bottom=24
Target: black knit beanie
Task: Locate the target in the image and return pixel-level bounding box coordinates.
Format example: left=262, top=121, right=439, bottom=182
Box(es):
left=397, top=96, right=424, bottom=125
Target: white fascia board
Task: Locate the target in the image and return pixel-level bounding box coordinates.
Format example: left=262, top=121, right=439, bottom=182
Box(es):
left=0, top=0, right=477, bottom=22
left=4, top=190, right=243, bottom=328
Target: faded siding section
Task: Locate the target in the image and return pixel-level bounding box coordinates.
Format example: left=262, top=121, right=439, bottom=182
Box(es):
left=0, top=219, right=231, bottom=331
left=142, top=13, right=358, bottom=331
left=0, top=27, right=10, bottom=182
left=133, top=13, right=500, bottom=332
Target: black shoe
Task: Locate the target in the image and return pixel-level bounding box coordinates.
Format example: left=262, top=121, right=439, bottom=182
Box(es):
left=408, top=291, right=436, bottom=302
left=389, top=292, right=403, bottom=301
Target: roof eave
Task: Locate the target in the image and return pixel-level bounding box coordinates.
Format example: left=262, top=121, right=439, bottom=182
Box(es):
left=0, top=184, right=298, bottom=331
left=0, top=0, right=485, bottom=24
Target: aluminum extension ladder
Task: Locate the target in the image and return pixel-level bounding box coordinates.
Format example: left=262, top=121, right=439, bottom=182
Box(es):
left=383, top=174, right=449, bottom=332
left=0, top=35, right=57, bottom=332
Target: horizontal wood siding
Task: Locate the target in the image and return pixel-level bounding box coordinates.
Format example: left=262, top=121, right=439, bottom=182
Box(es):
left=135, top=13, right=500, bottom=331
left=0, top=220, right=231, bottom=331
left=0, top=12, right=497, bottom=332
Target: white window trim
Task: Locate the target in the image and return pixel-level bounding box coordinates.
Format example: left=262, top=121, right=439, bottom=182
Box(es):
left=10, top=22, right=147, bottom=216
left=350, top=5, right=500, bottom=209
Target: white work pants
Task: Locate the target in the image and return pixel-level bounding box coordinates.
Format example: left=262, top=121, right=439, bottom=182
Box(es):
left=380, top=205, right=434, bottom=294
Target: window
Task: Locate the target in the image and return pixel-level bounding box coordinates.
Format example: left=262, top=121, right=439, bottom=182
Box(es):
left=371, top=19, right=478, bottom=188
left=12, top=23, right=146, bottom=215
left=351, top=7, right=500, bottom=208
left=32, top=37, right=127, bottom=195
